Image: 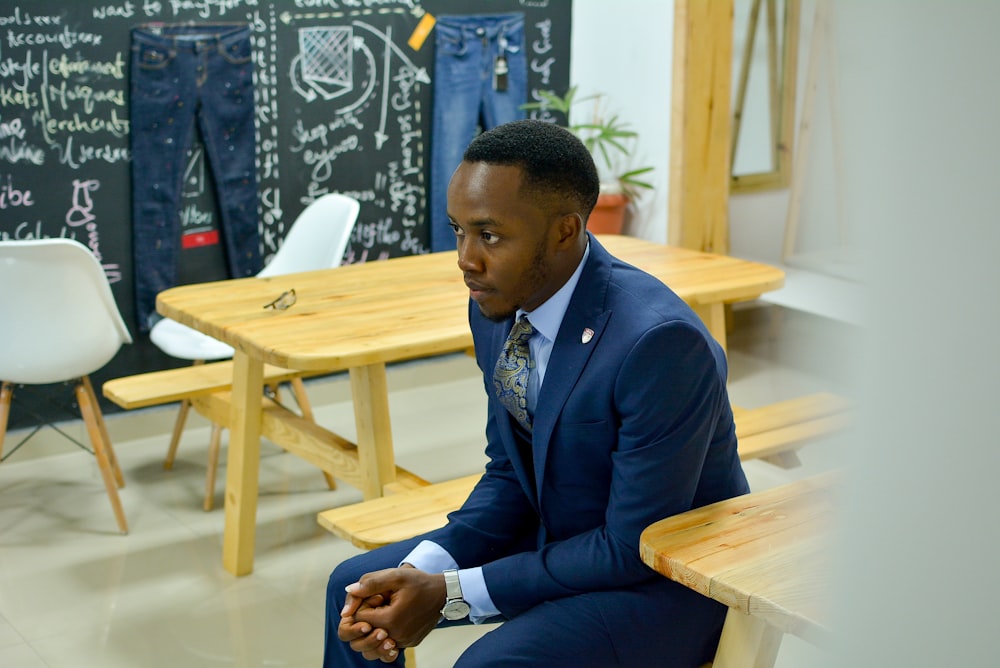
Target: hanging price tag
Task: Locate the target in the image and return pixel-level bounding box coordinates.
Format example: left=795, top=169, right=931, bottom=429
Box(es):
left=493, top=55, right=508, bottom=91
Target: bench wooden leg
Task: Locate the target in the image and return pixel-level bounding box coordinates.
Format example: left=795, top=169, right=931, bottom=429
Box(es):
left=288, top=376, right=336, bottom=490
left=762, top=451, right=803, bottom=469
left=0, top=381, right=13, bottom=461
left=164, top=398, right=191, bottom=470
left=75, top=378, right=129, bottom=534
left=191, top=373, right=334, bottom=512
left=164, top=359, right=207, bottom=470
left=711, top=608, right=782, bottom=668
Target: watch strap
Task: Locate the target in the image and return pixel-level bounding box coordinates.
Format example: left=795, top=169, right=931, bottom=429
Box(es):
left=443, top=569, right=463, bottom=601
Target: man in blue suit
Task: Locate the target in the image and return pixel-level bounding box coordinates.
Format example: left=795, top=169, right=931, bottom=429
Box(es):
left=325, top=119, right=749, bottom=666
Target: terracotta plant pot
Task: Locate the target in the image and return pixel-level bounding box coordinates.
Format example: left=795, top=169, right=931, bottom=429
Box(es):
left=587, top=193, right=629, bottom=234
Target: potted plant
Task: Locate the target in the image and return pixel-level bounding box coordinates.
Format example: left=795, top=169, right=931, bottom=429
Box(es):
left=522, top=86, right=653, bottom=234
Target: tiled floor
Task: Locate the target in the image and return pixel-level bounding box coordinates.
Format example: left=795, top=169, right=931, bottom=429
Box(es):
left=0, top=304, right=857, bottom=667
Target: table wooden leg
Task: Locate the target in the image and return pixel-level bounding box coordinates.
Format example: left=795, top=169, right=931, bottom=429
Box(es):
left=349, top=363, right=397, bottom=500
left=222, top=350, right=264, bottom=576
left=692, top=302, right=728, bottom=353
left=712, top=608, right=782, bottom=668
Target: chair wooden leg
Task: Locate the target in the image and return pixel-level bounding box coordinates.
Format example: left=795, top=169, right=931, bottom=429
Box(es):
left=404, top=647, right=417, bottom=666
left=289, top=377, right=337, bottom=490
left=82, top=376, right=124, bottom=488
left=75, top=380, right=128, bottom=534
left=0, top=381, right=12, bottom=461
left=289, top=377, right=315, bottom=421
left=203, top=423, right=224, bottom=511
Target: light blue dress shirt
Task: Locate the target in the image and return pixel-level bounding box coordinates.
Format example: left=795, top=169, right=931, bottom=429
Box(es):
left=402, top=242, right=591, bottom=623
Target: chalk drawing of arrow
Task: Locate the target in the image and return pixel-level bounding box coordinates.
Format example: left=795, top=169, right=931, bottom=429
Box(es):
left=374, top=25, right=392, bottom=149
left=354, top=20, right=431, bottom=85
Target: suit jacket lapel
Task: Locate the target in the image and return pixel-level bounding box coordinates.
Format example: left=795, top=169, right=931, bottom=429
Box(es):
left=530, top=234, right=614, bottom=503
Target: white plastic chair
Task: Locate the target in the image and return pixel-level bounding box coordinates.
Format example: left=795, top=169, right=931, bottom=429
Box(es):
left=150, top=193, right=360, bottom=509
left=0, top=238, right=133, bottom=534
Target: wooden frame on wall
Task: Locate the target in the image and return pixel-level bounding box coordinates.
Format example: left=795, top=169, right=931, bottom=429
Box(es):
left=730, top=0, right=801, bottom=194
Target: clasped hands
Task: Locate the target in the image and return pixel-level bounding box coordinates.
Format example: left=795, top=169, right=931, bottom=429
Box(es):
left=338, top=565, right=447, bottom=663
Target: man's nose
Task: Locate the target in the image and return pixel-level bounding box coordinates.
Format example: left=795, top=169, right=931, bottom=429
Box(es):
left=456, top=238, right=480, bottom=271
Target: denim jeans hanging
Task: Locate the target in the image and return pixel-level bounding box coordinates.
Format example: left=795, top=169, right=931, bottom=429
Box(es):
left=429, top=14, right=528, bottom=253
left=129, top=23, right=261, bottom=331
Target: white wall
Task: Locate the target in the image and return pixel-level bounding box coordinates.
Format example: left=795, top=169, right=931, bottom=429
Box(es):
left=575, top=5, right=1000, bottom=665
left=826, top=2, right=1000, bottom=665
left=735, top=3, right=1000, bottom=661
left=570, top=0, right=673, bottom=244
left=567, top=1, right=845, bottom=269
left=567, top=0, right=798, bottom=257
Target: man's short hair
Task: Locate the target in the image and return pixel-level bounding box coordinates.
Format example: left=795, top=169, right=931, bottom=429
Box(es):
left=463, top=119, right=601, bottom=217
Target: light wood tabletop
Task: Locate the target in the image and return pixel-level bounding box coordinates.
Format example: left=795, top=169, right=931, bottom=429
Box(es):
left=156, top=235, right=785, bottom=575
left=640, top=474, right=838, bottom=666
left=156, top=234, right=784, bottom=366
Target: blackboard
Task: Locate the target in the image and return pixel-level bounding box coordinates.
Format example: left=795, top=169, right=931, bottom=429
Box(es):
left=0, top=0, right=571, bottom=429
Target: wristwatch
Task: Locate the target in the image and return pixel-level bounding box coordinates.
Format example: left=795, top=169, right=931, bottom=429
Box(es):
left=440, top=569, right=471, bottom=620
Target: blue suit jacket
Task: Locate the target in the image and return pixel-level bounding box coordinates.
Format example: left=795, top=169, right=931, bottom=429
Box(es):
left=420, top=234, right=749, bottom=618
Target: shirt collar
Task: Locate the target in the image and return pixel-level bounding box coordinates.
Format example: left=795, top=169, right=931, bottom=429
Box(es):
left=519, top=240, right=590, bottom=344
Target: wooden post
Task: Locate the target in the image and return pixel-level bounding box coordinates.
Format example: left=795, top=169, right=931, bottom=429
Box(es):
left=669, top=0, right=734, bottom=254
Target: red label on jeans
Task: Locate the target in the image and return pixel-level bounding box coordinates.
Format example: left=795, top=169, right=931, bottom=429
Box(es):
left=182, top=230, right=219, bottom=248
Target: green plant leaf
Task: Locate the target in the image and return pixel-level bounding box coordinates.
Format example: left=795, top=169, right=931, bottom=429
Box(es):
left=518, top=85, right=654, bottom=196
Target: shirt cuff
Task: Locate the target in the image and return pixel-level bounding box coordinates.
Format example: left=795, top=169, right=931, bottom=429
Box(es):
left=400, top=541, right=501, bottom=624
left=459, top=567, right=501, bottom=623
left=400, top=540, right=457, bottom=573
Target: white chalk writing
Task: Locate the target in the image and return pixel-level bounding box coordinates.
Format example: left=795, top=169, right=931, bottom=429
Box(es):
left=0, top=173, right=32, bottom=208
left=526, top=19, right=558, bottom=122
left=166, top=0, right=257, bottom=20
left=93, top=3, right=138, bottom=20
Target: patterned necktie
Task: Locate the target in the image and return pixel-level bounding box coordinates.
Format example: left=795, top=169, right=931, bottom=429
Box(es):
left=493, top=316, right=534, bottom=431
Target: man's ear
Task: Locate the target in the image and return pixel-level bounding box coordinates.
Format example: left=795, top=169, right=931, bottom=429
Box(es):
left=554, top=212, right=585, bottom=248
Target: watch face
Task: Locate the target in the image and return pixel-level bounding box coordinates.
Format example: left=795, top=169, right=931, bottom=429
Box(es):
left=441, top=599, right=471, bottom=620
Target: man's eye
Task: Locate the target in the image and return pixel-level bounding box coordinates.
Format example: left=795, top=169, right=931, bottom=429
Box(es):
left=450, top=223, right=464, bottom=236
left=482, top=231, right=499, bottom=244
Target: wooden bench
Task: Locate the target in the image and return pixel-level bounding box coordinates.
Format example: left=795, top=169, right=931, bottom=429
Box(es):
left=733, top=391, right=850, bottom=468
left=103, top=360, right=336, bottom=509
left=318, top=393, right=850, bottom=550
left=103, top=360, right=331, bottom=410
